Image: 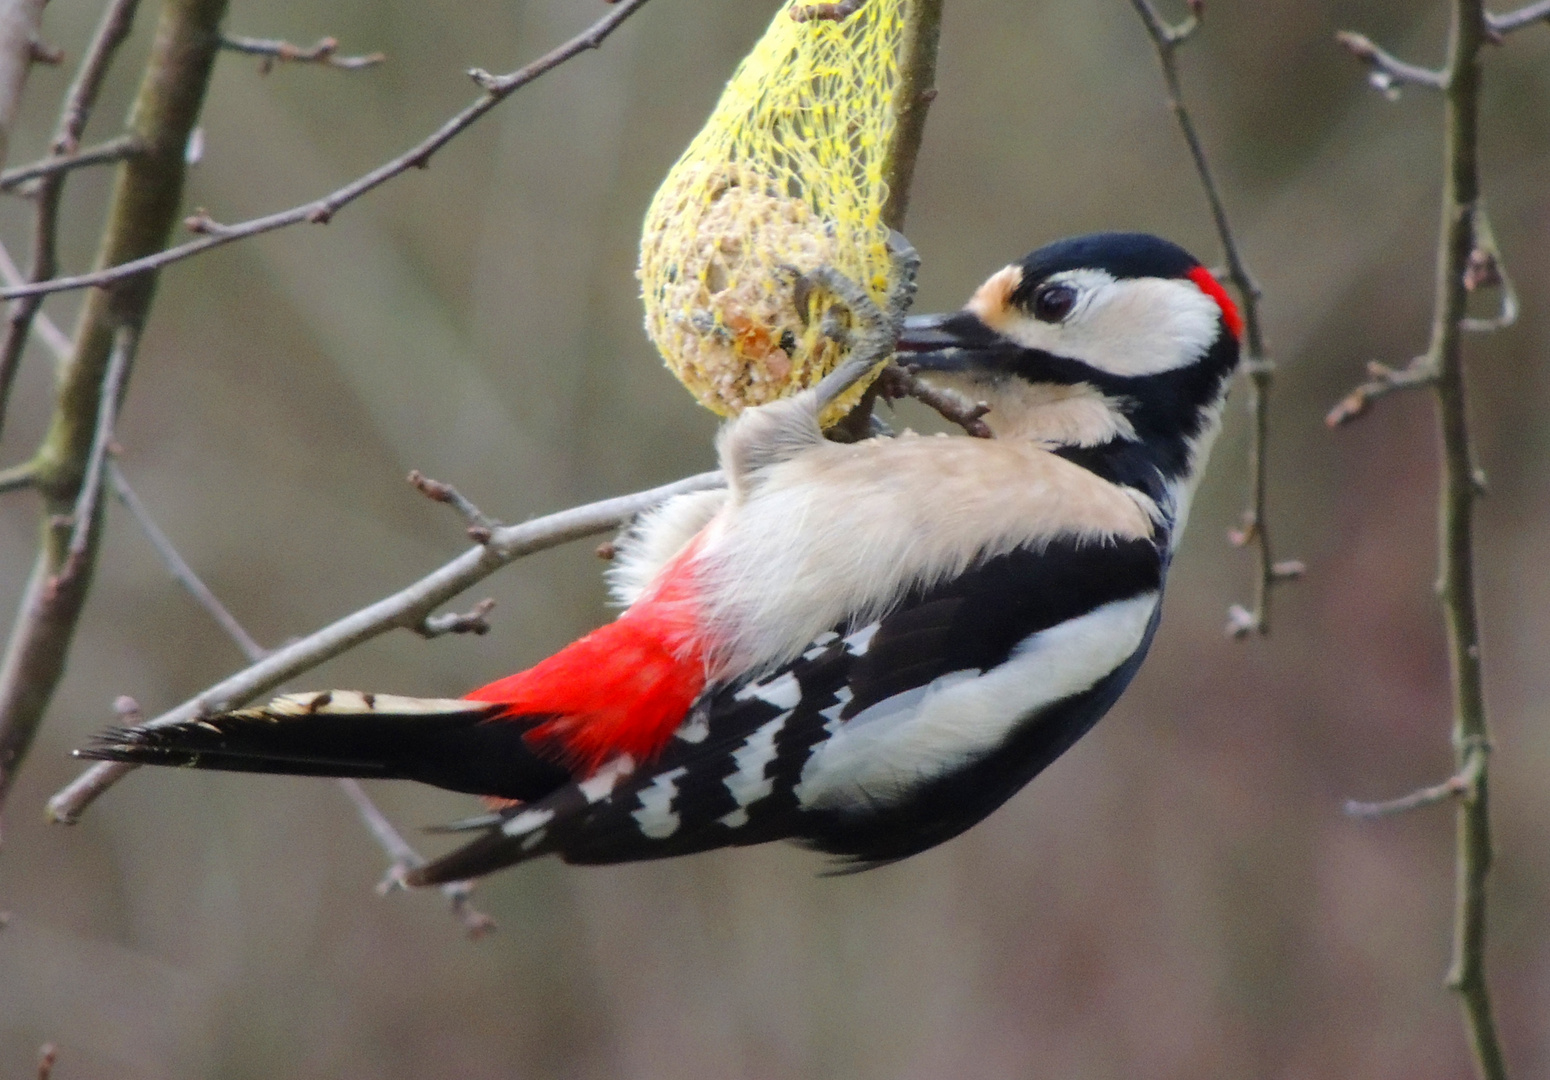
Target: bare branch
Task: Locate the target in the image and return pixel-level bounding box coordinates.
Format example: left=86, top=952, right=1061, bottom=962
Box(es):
left=219, top=32, right=385, bottom=72
left=0, top=133, right=141, bottom=191
left=1130, top=0, right=1287, bottom=637
left=109, top=463, right=268, bottom=661
left=878, top=364, right=992, bottom=438
left=50, top=326, right=137, bottom=591
left=47, top=469, right=726, bottom=822
left=1336, top=30, right=1447, bottom=95
left=36, top=1044, right=56, bottom=1080
left=0, top=0, right=49, bottom=174
left=1460, top=206, right=1519, bottom=332
left=1345, top=771, right=1474, bottom=819
left=1325, top=357, right=1438, bottom=426
left=0, top=0, right=657, bottom=302
left=408, top=469, right=500, bottom=543
left=337, top=779, right=495, bottom=938
left=1486, top=0, right=1550, bottom=35
left=0, top=459, right=33, bottom=492
left=416, top=598, right=496, bottom=639
left=0, top=238, right=68, bottom=358
left=789, top=0, right=864, bottom=23
left=53, top=0, right=141, bottom=155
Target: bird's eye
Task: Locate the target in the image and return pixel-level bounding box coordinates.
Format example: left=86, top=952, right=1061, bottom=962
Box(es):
left=1031, top=283, right=1077, bottom=323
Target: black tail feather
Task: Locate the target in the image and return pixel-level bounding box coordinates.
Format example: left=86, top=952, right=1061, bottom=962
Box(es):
left=78, top=690, right=573, bottom=802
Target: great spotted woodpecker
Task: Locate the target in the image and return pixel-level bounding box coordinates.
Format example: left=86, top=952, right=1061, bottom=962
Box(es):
left=83, top=232, right=1241, bottom=884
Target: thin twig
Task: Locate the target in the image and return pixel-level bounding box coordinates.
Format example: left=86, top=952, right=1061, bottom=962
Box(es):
left=0, top=236, right=68, bottom=357
left=0, top=459, right=33, bottom=492
left=1487, top=0, right=1550, bottom=34
left=0, top=132, right=141, bottom=191
left=337, top=778, right=495, bottom=938
left=218, top=33, right=385, bottom=72
left=408, top=469, right=500, bottom=543
left=878, top=364, right=992, bottom=438
left=36, top=1044, right=56, bottom=1080
left=1325, top=357, right=1439, bottom=426
left=0, top=0, right=657, bottom=302
left=108, top=463, right=267, bottom=661
left=416, top=598, right=496, bottom=638
left=1130, top=0, right=1285, bottom=637
left=47, top=469, right=726, bottom=822
left=53, top=0, right=140, bottom=155
left=1344, top=756, right=1481, bottom=818
left=50, top=325, right=137, bottom=591
left=1336, top=30, right=1448, bottom=94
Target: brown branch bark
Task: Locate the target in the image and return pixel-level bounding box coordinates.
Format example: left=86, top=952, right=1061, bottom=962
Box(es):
left=1338, top=2, right=1509, bottom=1077
left=0, top=0, right=229, bottom=818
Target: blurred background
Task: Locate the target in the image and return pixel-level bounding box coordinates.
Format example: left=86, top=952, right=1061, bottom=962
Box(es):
left=0, top=0, right=1547, bottom=1076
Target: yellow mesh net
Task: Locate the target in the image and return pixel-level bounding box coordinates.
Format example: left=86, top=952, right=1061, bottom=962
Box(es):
left=638, top=0, right=906, bottom=424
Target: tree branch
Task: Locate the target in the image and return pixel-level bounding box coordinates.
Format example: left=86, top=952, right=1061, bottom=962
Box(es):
left=1485, top=0, right=1550, bottom=36
left=1337, top=3, right=1511, bottom=1076
left=337, top=778, right=494, bottom=938
left=0, top=0, right=227, bottom=817
left=0, top=0, right=657, bottom=302
left=1325, top=356, right=1438, bottom=426
left=879, top=0, right=942, bottom=232
left=1130, top=0, right=1286, bottom=637
left=0, top=133, right=142, bottom=191
left=1336, top=30, right=1447, bottom=94
left=218, top=32, right=385, bottom=72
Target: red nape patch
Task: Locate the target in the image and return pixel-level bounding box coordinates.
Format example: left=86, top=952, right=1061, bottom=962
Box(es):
left=464, top=555, right=706, bottom=773
left=1186, top=265, right=1243, bottom=341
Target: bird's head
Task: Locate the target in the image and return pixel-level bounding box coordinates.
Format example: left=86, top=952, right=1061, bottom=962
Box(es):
left=895, top=232, right=1242, bottom=524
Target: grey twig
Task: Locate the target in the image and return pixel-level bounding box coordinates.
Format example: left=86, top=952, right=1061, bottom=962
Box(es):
left=337, top=778, right=494, bottom=938
left=1487, top=0, right=1550, bottom=34
left=1344, top=754, right=1483, bottom=818
left=0, top=0, right=657, bottom=302
left=0, top=459, right=34, bottom=492
left=0, top=133, right=141, bottom=191
left=219, top=32, right=385, bottom=72
left=1325, top=357, right=1439, bottom=427
left=878, top=364, right=992, bottom=438
left=1336, top=30, right=1447, bottom=94
left=1130, top=0, right=1286, bottom=638
left=408, top=469, right=501, bottom=543
left=108, top=462, right=268, bottom=662
left=50, top=325, right=137, bottom=592
left=416, top=598, right=496, bottom=638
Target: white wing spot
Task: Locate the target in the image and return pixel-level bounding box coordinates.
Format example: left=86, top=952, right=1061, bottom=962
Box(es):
left=734, top=670, right=802, bottom=710
left=720, top=713, right=787, bottom=823
left=674, top=710, right=709, bottom=743
left=632, top=767, right=688, bottom=839
left=501, top=807, right=555, bottom=837
left=817, top=686, right=853, bottom=732
left=578, top=754, right=636, bottom=803
left=843, top=622, right=880, bottom=656
left=719, top=808, right=750, bottom=828
left=520, top=827, right=548, bottom=852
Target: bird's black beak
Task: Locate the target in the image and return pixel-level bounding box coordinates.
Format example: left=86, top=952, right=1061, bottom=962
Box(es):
left=894, top=311, right=1013, bottom=374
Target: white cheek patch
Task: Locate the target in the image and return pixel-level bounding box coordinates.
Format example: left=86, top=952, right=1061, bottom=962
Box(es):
left=793, top=591, right=1159, bottom=810
left=992, top=270, right=1220, bottom=378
